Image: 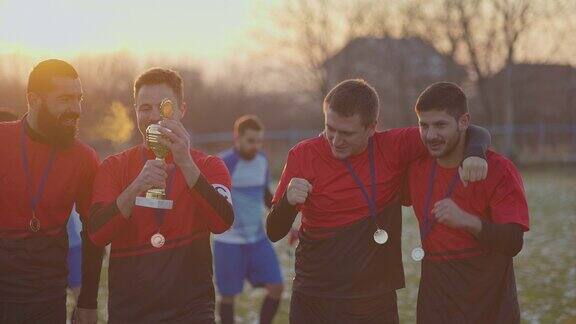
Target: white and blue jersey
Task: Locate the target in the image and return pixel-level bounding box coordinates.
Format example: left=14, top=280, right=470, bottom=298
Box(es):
left=214, top=148, right=271, bottom=244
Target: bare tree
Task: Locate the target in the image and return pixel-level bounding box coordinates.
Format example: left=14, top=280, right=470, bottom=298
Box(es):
left=493, top=0, right=532, bottom=155
left=257, top=0, right=392, bottom=102
left=402, top=0, right=574, bottom=156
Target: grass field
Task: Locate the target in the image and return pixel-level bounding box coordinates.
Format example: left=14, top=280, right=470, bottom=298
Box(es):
left=68, top=166, right=576, bottom=323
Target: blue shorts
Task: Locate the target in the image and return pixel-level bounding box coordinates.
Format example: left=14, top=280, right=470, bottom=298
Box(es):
left=67, top=245, right=82, bottom=288
left=213, top=238, right=283, bottom=296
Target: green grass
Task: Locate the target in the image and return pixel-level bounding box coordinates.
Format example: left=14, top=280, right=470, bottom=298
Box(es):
left=68, top=166, right=576, bottom=323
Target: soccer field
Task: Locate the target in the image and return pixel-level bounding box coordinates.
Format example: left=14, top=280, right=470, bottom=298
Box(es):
left=74, top=166, right=575, bottom=323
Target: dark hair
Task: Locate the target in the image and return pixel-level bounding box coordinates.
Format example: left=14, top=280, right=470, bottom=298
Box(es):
left=323, top=79, right=379, bottom=126
left=0, top=108, right=18, bottom=122
left=234, top=115, right=264, bottom=135
left=27, top=59, right=79, bottom=94
left=415, top=82, right=468, bottom=118
left=134, top=68, right=184, bottom=104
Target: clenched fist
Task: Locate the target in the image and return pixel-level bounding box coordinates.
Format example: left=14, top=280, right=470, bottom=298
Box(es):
left=432, top=198, right=482, bottom=235
left=459, top=156, right=488, bottom=187
left=286, top=178, right=312, bottom=206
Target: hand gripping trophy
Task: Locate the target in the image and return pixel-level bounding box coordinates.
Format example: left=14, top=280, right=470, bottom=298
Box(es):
left=135, top=99, right=175, bottom=210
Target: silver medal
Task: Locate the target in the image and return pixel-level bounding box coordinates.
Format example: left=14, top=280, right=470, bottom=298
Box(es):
left=373, top=228, right=388, bottom=244
left=151, top=233, right=166, bottom=248
left=29, top=215, right=40, bottom=232
left=411, top=247, right=425, bottom=261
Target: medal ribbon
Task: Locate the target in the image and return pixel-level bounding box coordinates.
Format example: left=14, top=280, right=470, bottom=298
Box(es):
left=420, top=161, right=460, bottom=243
left=20, top=122, right=57, bottom=228
left=343, top=137, right=379, bottom=227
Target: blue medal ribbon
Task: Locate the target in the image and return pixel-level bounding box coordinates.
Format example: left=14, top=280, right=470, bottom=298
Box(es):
left=343, top=137, right=380, bottom=228
left=20, top=122, right=57, bottom=232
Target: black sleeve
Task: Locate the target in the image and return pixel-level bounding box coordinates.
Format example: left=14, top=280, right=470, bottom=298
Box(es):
left=266, top=193, right=299, bottom=242
left=191, top=175, right=234, bottom=233
left=465, top=124, right=492, bottom=159
left=87, top=201, right=129, bottom=246
left=264, top=187, right=274, bottom=209
left=76, top=214, right=105, bottom=309
left=477, top=220, right=524, bottom=257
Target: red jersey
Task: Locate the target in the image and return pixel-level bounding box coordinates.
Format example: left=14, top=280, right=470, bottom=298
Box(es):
left=271, top=128, right=426, bottom=298
left=405, top=150, right=529, bottom=323
left=404, top=150, right=530, bottom=260
left=89, top=144, right=233, bottom=322
left=273, top=128, right=425, bottom=230
left=0, top=119, right=99, bottom=302
left=90, top=144, right=232, bottom=256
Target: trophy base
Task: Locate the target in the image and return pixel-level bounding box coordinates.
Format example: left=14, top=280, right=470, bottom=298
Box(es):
left=146, top=190, right=166, bottom=200
left=135, top=197, right=173, bottom=210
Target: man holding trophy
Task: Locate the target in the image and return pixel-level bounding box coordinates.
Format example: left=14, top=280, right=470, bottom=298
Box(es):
left=88, top=68, right=234, bottom=323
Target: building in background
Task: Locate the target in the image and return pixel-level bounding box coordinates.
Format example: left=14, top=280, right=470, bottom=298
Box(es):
left=324, top=37, right=467, bottom=127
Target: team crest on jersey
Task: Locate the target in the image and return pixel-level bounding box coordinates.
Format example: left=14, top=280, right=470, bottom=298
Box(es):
left=212, top=184, right=233, bottom=205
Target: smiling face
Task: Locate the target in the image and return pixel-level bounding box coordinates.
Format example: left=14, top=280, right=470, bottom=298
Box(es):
left=417, top=109, right=469, bottom=159
left=324, top=108, right=376, bottom=160
left=321, top=79, right=380, bottom=159
left=414, top=82, right=470, bottom=161
left=28, top=76, right=83, bottom=146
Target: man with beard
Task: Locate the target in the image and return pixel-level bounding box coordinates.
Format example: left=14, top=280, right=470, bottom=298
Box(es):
left=0, top=59, right=103, bottom=323
left=88, top=68, right=234, bottom=323
left=214, top=115, right=283, bottom=324
left=403, top=82, right=528, bottom=323
left=266, top=79, right=491, bottom=323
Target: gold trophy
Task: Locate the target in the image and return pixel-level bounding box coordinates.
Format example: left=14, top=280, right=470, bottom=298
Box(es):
left=135, top=99, right=175, bottom=210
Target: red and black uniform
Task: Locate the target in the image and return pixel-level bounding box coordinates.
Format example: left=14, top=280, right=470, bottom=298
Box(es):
left=267, top=127, right=490, bottom=323
left=403, top=151, right=529, bottom=324
left=0, top=118, right=103, bottom=323
left=89, top=145, right=234, bottom=323
left=267, top=128, right=429, bottom=323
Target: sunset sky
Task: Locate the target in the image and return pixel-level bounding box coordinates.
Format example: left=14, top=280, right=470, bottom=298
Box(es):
left=1, top=0, right=575, bottom=73
left=0, top=0, right=274, bottom=62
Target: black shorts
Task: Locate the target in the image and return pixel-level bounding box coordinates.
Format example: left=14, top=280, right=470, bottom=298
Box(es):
left=0, top=297, right=66, bottom=324
left=290, top=290, right=399, bottom=324
left=417, top=253, right=520, bottom=324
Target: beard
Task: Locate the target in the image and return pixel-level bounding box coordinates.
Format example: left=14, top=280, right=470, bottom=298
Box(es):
left=37, top=101, right=79, bottom=147
left=238, top=148, right=257, bottom=160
